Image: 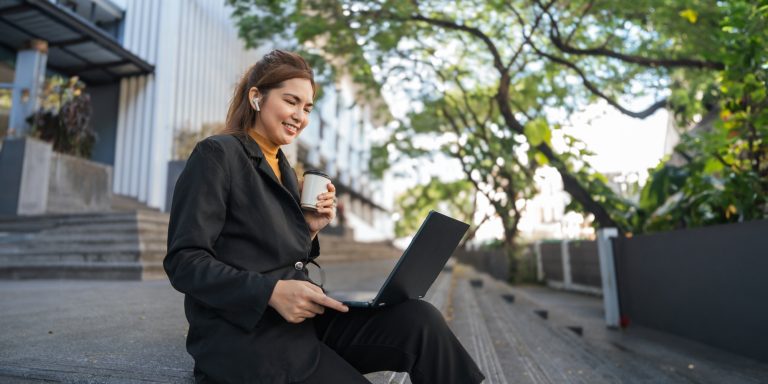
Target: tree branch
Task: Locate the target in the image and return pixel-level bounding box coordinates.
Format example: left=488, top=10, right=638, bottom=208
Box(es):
left=531, top=43, right=668, bottom=119
left=565, top=0, right=595, bottom=44
left=535, top=0, right=725, bottom=71
left=549, top=32, right=725, bottom=70
left=409, top=13, right=506, bottom=73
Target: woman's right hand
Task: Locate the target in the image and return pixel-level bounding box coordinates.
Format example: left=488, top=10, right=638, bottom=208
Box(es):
left=268, top=280, right=349, bottom=323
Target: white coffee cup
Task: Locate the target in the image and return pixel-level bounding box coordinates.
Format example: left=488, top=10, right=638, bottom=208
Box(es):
left=301, top=170, right=331, bottom=211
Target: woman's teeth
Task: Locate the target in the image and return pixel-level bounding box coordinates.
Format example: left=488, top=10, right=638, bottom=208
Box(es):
left=283, top=123, right=297, bottom=134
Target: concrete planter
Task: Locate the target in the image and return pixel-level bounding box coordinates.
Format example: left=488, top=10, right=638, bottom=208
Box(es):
left=0, top=137, right=112, bottom=216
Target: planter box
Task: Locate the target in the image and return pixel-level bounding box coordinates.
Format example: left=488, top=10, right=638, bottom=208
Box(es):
left=0, top=137, right=112, bottom=216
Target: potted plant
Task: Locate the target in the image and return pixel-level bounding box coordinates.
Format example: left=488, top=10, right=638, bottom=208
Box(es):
left=26, top=76, right=95, bottom=158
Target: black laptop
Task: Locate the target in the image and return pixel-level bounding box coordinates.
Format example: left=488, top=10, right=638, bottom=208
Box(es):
left=328, top=211, right=469, bottom=308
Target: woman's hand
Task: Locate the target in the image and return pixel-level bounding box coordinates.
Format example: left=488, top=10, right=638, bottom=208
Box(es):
left=268, top=280, right=349, bottom=323
left=302, top=182, right=337, bottom=236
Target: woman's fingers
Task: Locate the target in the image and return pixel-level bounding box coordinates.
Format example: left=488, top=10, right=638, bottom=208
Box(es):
left=299, top=280, right=347, bottom=312
left=315, top=294, right=349, bottom=313
left=304, top=302, right=325, bottom=315
left=317, top=183, right=336, bottom=204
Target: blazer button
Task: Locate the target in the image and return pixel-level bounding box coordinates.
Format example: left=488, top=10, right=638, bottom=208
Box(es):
left=294, top=261, right=304, bottom=271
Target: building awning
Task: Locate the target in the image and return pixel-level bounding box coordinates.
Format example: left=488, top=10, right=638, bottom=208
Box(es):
left=0, top=0, right=153, bottom=84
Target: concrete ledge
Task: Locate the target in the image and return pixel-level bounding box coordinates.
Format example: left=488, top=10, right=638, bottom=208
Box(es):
left=0, top=137, right=112, bottom=216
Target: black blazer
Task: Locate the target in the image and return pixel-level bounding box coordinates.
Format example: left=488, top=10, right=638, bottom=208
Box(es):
left=164, top=133, right=323, bottom=383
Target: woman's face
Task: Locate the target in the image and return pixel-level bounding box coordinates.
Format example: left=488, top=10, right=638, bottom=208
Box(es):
left=251, top=78, right=314, bottom=146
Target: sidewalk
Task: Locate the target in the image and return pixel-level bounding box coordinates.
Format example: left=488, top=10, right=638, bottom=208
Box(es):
left=1, top=260, right=767, bottom=383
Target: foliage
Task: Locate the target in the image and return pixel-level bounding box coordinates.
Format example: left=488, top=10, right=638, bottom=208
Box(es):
left=227, top=0, right=768, bottom=243
left=395, top=177, right=488, bottom=245
left=565, top=0, right=768, bottom=233
left=26, top=76, right=95, bottom=158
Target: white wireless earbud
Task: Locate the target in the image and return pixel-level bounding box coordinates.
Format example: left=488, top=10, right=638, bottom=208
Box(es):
left=252, top=97, right=260, bottom=112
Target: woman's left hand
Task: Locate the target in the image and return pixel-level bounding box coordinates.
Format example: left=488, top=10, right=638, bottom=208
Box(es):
left=303, top=182, right=336, bottom=237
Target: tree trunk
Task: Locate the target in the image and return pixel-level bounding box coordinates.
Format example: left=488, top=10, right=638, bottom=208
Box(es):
left=495, top=80, right=620, bottom=230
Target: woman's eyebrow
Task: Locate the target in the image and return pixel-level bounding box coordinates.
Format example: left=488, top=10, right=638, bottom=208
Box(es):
left=284, top=93, right=313, bottom=107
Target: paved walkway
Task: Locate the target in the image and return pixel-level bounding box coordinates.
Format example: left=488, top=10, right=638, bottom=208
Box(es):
left=1, top=260, right=767, bottom=383
left=451, top=267, right=768, bottom=384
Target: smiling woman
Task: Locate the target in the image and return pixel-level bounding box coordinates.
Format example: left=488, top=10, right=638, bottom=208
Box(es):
left=163, top=50, right=484, bottom=384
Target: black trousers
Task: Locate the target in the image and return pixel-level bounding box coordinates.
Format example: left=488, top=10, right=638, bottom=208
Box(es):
left=297, top=299, right=485, bottom=384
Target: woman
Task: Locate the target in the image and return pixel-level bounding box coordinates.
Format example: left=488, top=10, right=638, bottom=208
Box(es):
left=164, top=50, right=485, bottom=384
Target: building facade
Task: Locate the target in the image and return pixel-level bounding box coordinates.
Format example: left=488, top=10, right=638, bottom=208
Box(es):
left=0, top=0, right=393, bottom=240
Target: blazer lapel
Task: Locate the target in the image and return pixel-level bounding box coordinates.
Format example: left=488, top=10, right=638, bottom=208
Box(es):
left=278, top=150, right=301, bottom=205
left=234, top=133, right=301, bottom=206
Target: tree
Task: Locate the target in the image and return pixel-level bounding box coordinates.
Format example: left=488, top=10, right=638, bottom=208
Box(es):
left=227, top=0, right=768, bottom=242
left=395, top=177, right=490, bottom=247
left=626, top=1, right=768, bottom=232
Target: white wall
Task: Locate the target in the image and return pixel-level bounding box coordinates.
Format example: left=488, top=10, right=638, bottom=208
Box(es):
left=113, top=0, right=266, bottom=209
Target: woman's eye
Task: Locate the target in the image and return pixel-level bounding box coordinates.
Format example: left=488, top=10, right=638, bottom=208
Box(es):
left=285, top=100, right=296, bottom=105
left=304, top=109, right=312, bottom=114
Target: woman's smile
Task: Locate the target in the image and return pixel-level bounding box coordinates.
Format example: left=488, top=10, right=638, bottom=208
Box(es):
left=283, top=122, right=299, bottom=135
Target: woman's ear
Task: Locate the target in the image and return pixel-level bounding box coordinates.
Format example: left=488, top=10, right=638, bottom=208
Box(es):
left=249, top=87, right=261, bottom=111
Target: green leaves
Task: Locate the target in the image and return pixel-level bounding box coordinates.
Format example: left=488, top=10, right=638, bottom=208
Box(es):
left=523, top=118, right=551, bottom=147
left=394, top=177, right=476, bottom=238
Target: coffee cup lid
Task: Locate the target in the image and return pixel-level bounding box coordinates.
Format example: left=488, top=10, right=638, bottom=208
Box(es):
left=303, top=169, right=330, bottom=179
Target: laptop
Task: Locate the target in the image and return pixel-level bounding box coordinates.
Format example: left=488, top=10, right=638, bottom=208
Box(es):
left=328, top=211, right=469, bottom=308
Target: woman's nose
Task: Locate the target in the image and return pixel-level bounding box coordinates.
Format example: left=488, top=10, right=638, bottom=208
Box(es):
left=291, top=108, right=305, bottom=123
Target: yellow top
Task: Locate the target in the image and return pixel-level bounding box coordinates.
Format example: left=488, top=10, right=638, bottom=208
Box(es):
left=249, top=130, right=281, bottom=183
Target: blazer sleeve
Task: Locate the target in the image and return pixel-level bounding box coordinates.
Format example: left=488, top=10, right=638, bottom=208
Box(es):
left=164, top=138, right=278, bottom=330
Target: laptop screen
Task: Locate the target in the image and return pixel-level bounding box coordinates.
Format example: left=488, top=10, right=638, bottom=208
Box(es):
left=373, top=211, right=469, bottom=306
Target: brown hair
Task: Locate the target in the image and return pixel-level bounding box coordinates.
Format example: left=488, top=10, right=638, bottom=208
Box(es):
left=222, top=50, right=316, bottom=135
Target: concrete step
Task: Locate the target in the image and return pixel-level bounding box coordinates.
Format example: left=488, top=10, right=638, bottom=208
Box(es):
left=319, top=251, right=401, bottom=262
left=0, top=233, right=166, bottom=248
left=0, top=262, right=144, bottom=280
left=0, top=215, right=169, bottom=237
left=0, top=241, right=166, bottom=256
left=0, top=252, right=140, bottom=264
left=0, top=248, right=167, bottom=263
left=0, top=210, right=168, bottom=225
left=320, top=245, right=396, bottom=255
left=318, top=236, right=401, bottom=262
left=111, top=193, right=162, bottom=212
left=0, top=260, right=166, bottom=280
left=321, top=242, right=399, bottom=251
left=450, top=274, right=509, bottom=384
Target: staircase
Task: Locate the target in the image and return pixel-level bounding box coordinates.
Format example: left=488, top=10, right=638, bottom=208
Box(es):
left=0, top=196, right=400, bottom=280
left=0, top=210, right=169, bottom=280
left=318, top=227, right=401, bottom=262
